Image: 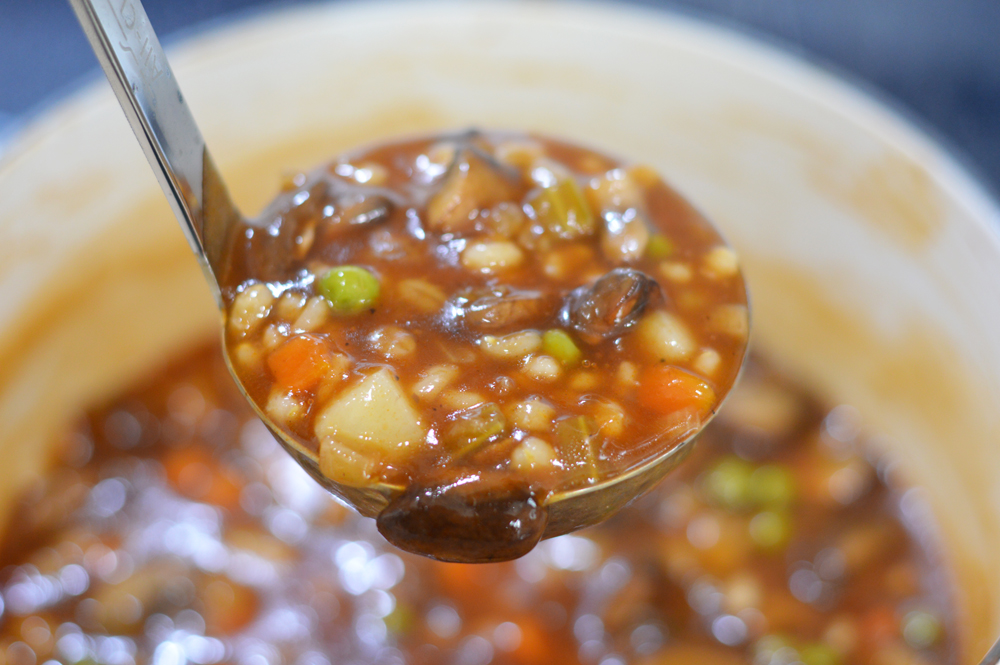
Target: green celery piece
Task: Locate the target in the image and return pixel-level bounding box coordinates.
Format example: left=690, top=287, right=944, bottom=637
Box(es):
left=529, top=179, right=595, bottom=239
left=444, top=403, right=507, bottom=458
left=543, top=329, right=583, bottom=366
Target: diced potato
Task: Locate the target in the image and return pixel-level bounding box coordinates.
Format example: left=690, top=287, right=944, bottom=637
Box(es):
left=636, top=310, right=697, bottom=362
left=315, top=368, right=427, bottom=455
left=228, top=283, right=274, bottom=338
left=479, top=331, right=543, bottom=360
left=510, top=437, right=557, bottom=474
left=461, top=240, right=525, bottom=273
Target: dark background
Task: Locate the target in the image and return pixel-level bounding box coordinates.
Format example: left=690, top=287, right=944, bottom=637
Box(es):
left=2, top=0, right=998, bottom=196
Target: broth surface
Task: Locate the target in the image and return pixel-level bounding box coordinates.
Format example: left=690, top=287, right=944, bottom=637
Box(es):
left=0, top=345, right=954, bottom=665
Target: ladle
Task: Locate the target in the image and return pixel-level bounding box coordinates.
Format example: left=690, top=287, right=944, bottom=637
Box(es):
left=69, top=0, right=741, bottom=561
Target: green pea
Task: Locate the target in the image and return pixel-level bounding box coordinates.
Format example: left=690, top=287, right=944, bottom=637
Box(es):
left=318, top=265, right=380, bottom=315
left=903, top=610, right=942, bottom=649
left=749, top=510, right=792, bottom=552
left=748, top=464, right=797, bottom=508
left=800, top=643, right=843, bottom=665
left=543, top=329, right=583, bottom=366
left=646, top=233, right=675, bottom=259
left=702, top=455, right=754, bottom=510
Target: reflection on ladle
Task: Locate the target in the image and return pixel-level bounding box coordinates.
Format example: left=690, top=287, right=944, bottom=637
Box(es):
left=70, top=0, right=749, bottom=562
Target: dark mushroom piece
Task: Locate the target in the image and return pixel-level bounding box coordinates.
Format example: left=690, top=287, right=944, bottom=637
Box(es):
left=425, top=144, right=524, bottom=234
left=460, top=288, right=559, bottom=332
left=562, top=267, right=660, bottom=344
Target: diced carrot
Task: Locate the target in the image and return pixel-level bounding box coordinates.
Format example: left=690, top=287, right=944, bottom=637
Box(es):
left=200, top=575, right=260, bottom=635
left=267, top=335, right=331, bottom=391
left=638, top=365, right=716, bottom=416
left=163, top=445, right=244, bottom=511
left=861, top=604, right=901, bottom=648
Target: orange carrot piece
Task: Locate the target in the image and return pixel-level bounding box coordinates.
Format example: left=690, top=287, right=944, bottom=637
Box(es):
left=267, top=335, right=331, bottom=391
left=638, top=365, right=716, bottom=416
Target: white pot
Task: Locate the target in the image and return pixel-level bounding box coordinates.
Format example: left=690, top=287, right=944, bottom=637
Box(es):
left=1, top=2, right=998, bottom=660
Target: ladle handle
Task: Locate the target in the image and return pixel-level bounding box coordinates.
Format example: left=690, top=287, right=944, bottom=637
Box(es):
left=68, top=0, right=238, bottom=302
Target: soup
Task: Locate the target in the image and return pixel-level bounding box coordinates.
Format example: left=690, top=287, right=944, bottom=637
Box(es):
left=0, top=343, right=953, bottom=665
left=221, top=131, right=748, bottom=561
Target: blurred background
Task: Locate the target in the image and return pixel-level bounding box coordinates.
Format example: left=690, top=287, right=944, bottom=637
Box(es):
left=1, top=0, right=998, bottom=194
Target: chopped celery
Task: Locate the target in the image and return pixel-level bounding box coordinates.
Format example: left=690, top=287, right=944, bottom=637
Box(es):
left=646, top=233, right=675, bottom=259
left=543, top=329, right=582, bottom=366
left=444, top=403, right=507, bottom=457
left=528, top=179, right=595, bottom=239
left=318, top=265, right=380, bottom=315
left=555, top=415, right=599, bottom=482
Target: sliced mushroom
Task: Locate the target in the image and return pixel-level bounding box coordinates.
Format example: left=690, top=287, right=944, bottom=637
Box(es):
left=461, top=289, right=558, bottom=332
left=425, top=146, right=523, bottom=234
left=230, top=174, right=399, bottom=286
left=563, top=268, right=659, bottom=344
left=320, top=191, right=395, bottom=240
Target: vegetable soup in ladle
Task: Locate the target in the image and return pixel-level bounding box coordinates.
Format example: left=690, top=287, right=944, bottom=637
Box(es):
left=71, top=1, right=747, bottom=562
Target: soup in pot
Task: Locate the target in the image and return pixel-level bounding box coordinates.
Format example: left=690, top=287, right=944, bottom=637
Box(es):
left=0, top=343, right=954, bottom=665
